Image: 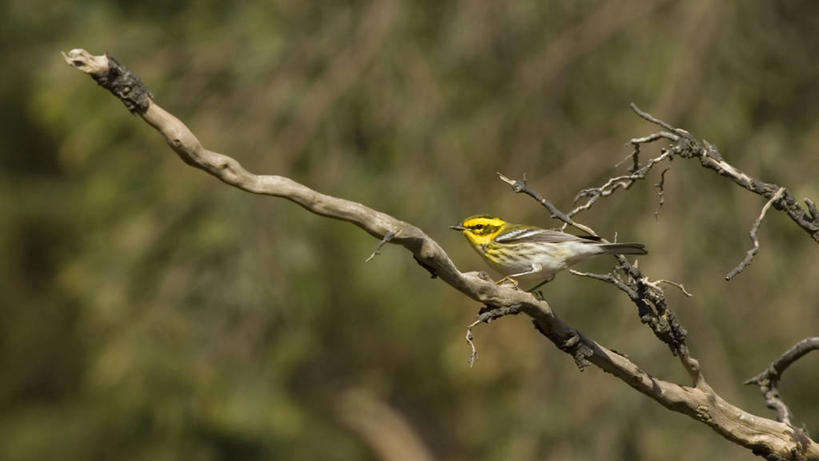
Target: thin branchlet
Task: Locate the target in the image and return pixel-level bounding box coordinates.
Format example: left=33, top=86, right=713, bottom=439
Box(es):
left=746, top=337, right=819, bottom=426
left=569, top=150, right=672, bottom=217
left=365, top=230, right=395, bottom=262
left=465, top=304, right=522, bottom=367
left=628, top=103, right=819, bottom=244
left=726, top=187, right=786, bottom=280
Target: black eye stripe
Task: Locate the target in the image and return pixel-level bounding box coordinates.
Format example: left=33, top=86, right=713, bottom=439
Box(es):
left=470, top=224, right=497, bottom=234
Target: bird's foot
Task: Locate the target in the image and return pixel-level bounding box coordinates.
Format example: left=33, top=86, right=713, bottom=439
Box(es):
left=495, top=276, right=520, bottom=288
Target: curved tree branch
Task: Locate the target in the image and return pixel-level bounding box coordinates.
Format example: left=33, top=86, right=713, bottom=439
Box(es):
left=726, top=187, right=787, bottom=280
left=628, top=103, right=819, bottom=245
left=63, top=49, right=819, bottom=460
left=746, top=338, right=819, bottom=427
left=563, top=103, right=819, bottom=248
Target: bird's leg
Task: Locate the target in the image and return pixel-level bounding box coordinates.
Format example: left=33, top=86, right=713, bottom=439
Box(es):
left=507, top=263, right=543, bottom=279
left=526, top=274, right=555, bottom=293
left=495, top=264, right=544, bottom=289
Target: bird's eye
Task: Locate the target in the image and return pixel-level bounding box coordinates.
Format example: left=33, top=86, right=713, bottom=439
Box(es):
left=473, top=224, right=484, bottom=230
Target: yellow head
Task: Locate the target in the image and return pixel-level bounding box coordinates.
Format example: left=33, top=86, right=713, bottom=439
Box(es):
left=449, top=215, right=507, bottom=247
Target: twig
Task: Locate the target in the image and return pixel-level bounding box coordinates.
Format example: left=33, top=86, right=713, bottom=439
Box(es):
left=647, top=279, right=693, bottom=297
left=725, top=187, right=786, bottom=280
left=629, top=102, right=683, bottom=133
left=629, top=103, right=819, bottom=244
left=569, top=263, right=693, bottom=371
left=496, top=172, right=596, bottom=236
left=465, top=320, right=480, bottom=367
left=569, top=269, right=635, bottom=296
left=465, top=305, right=522, bottom=367
left=615, top=150, right=637, bottom=169
left=365, top=231, right=395, bottom=262
left=654, top=167, right=670, bottom=220
left=746, top=337, right=819, bottom=426
left=630, top=131, right=681, bottom=145
left=568, top=150, right=672, bottom=217
left=628, top=132, right=678, bottom=174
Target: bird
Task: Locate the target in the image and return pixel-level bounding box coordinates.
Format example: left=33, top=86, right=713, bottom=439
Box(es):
left=450, top=215, right=646, bottom=290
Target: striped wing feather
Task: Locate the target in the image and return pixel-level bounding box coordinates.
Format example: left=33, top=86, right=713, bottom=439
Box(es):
left=494, top=227, right=602, bottom=244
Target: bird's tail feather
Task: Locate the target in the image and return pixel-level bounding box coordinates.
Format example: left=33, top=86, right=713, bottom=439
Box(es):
left=599, top=242, right=647, bottom=255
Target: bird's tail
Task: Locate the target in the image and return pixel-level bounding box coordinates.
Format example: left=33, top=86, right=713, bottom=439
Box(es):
left=599, top=242, right=647, bottom=255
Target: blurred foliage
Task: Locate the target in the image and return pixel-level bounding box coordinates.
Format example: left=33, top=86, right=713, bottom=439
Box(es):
left=1, top=0, right=818, bottom=460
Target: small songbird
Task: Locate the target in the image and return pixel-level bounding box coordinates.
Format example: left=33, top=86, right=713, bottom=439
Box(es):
left=450, top=215, right=646, bottom=290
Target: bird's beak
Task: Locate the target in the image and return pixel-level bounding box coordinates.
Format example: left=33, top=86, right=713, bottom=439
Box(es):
left=449, top=224, right=466, bottom=231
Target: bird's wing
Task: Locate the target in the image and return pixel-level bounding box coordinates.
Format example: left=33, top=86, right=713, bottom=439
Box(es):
left=494, top=227, right=602, bottom=244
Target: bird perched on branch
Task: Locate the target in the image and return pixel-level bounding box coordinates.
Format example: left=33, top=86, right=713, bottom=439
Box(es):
left=450, top=215, right=646, bottom=290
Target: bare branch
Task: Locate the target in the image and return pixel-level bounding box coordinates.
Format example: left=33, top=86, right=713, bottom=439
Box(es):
left=726, top=187, right=787, bottom=280
left=65, top=49, right=819, bottom=460
left=465, top=321, right=479, bottom=367
left=568, top=150, right=672, bottom=217
left=629, top=104, right=819, bottom=244
left=570, top=262, right=693, bottom=369
left=648, top=279, right=693, bottom=297
left=627, top=132, right=679, bottom=173
left=366, top=231, right=395, bottom=262
left=496, top=172, right=596, bottom=235
left=746, top=337, right=819, bottom=426
left=630, top=131, right=681, bottom=145
left=62, top=49, right=152, bottom=114
left=630, top=102, right=684, bottom=133
left=653, top=167, right=670, bottom=220
left=466, top=304, right=522, bottom=367
left=569, top=269, right=635, bottom=296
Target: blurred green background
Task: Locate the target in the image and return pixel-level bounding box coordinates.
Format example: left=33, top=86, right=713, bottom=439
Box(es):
left=2, top=1, right=818, bottom=460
